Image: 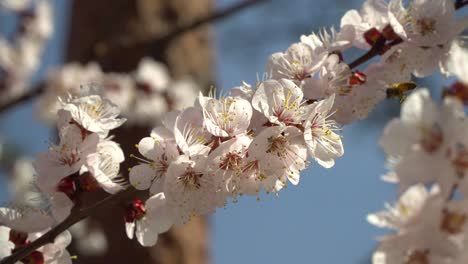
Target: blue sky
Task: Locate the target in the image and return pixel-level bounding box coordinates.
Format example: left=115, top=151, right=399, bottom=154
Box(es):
left=0, top=0, right=454, bottom=263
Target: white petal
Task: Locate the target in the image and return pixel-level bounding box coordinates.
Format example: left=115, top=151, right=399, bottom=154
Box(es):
left=129, top=164, right=155, bottom=190
left=0, top=207, right=53, bottom=233
left=136, top=221, right=159, bottom=247
left=50, top=193, right=74, bottom=222
left=125, top=222, right=135, bottom=240
left=379, top=119, right=419, bottom=157
left=145, top=193, right=174, bottom=234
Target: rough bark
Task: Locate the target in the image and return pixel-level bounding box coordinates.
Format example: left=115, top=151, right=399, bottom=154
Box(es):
left=64, top=0, right=214, bottom=263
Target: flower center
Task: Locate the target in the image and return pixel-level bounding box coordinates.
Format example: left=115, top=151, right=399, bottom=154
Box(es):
left=266, top=134, right=288, bottom=156
left=420, top=124, right=443, bottom=153
left=441, top=209, right=467, bottom=234
left=416, top=18, right=436, bottom=36
left=57, top=146, right=80, bottom=167
left=178, top=169, right=203, bottom=190
left=405, top=249, right=429, bottom=264
left=57, top=176, right=77, bottom=200
left=291, top=60, right=308, bottom=81
left=219, top=152, right=243, bottom=170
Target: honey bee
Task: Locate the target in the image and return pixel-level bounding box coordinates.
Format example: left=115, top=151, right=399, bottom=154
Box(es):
left=386, top=82, right=417, bottom=103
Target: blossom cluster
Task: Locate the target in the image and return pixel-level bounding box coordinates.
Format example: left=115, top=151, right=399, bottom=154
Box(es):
left=0, top=0, right=53, bottom=103
left=0, top=0, right=467, bottom=261
left=0, top=91, right=127, bottom=263
left=124, top=0, right=468, bottom=247
left=37, top=58, right=200, bottom=125
left=369, top=88, right=468, bottom=264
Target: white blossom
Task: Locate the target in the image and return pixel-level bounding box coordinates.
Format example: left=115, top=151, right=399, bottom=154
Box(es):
left=200, top=93, right=252, bottom=137
left=125, top=193, right=174, bottom=247
left=86, top=139, right=125, bottom=194
left=62, top=94, right=126, bottom=137
left=252, top=79, right=307, bottom=126
left=129, top=127, right=179, bottom=194
left=303, top=94, right=344, bottom=168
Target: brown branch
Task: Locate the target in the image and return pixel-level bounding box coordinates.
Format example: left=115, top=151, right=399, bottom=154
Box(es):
left=348, top=35, right=388, bottom=69
left=456, top=0, right=468, bottom=9
left=0, top=83, right=44, bottom=114
left=153, top=0, right=268, bottom=46
left=0, top=188, right=137, bottom=264
left=0, top=0, right=269, bottom=114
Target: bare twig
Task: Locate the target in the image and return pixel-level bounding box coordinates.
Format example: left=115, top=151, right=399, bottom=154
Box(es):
left=0, top=188, right=137, bottom=264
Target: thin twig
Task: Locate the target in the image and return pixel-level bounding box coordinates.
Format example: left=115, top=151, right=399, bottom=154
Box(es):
left=0, top=188, right=137, bottom=264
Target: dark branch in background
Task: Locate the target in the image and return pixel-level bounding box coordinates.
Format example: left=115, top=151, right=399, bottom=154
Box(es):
left=0, top=83, right=44, bottom=114
left=0, top=0, right=269, bottom=114
left=151, top=0, right=268, bottom=49
left=455, top=0, right=468, bottom=10
left=0, top=188, right=137, bottom=264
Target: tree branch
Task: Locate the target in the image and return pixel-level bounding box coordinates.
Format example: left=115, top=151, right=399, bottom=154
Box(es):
left=0, top=0, right=269, bottom=114
left=348, top=35, right=387, bottom=70
left=153, top=0, right=268, bottom=46
left=0, top=83, right=44, bottom=114
left=0, top=188, right=137, bottom=264
left=455, top=0, right=468, bottom=10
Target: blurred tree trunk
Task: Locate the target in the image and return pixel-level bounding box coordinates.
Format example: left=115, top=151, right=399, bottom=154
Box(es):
left=64, top=0, right=214, bottom=263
